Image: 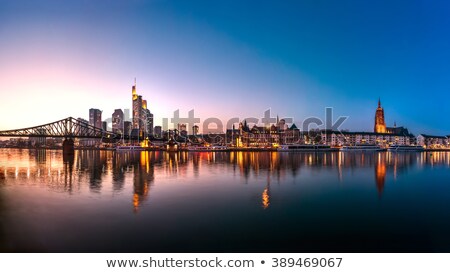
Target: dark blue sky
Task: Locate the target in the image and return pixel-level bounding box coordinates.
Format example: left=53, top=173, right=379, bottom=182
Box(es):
left=1, top=0, right=449, bottom=134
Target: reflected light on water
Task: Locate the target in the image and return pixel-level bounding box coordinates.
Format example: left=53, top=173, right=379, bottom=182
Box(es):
left=262, top=187, right=270, bottom=209
left=1, top=149, right=450, bottom=252
left=0, top=149, right=450, bottom=211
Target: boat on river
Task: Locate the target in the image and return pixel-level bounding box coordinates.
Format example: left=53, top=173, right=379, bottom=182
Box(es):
left=388, top=145, right=425, bottom=152
left=278, top=144, right=338, bottom=152
left=116, top=145, right=144, bottom=151
left=340, top=144, right=385, bottom=151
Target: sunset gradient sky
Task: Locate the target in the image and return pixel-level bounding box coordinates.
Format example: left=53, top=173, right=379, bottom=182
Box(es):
left=1, top=0, right=449, bottom=135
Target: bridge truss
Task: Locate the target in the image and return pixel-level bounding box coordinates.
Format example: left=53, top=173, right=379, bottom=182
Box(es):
left=0, top=117, right=117, bottom=139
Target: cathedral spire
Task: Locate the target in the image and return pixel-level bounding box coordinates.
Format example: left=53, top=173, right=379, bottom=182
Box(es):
left=374, top=98, right=386, bottom=133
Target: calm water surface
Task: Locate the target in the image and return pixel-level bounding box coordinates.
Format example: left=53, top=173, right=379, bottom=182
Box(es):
left=1, top=148, right=450, bottom=252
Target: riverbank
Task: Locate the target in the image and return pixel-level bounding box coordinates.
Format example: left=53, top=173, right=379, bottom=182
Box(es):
left=1, top=146, right=449, bottom=152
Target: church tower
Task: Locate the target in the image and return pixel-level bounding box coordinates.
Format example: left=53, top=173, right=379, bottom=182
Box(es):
left=374, top=98, right=387, bottom=133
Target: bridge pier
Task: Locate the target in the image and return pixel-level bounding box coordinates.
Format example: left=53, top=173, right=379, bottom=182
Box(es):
left=63, top=151, right=75, bottom=164
left=62, top=138, right=74, bottom=156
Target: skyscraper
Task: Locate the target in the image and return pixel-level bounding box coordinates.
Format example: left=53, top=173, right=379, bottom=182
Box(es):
left=112, top=109, right=124, bottom=134
left=154, top=126, right=162, bottom=138
left=89, top=108, right=102, bottom=129
left=124, top=121, right=132, bottom=136
left=192, top=125, right=199, bottom=135
left=131, top=80, right=154, bottom=138
left=142, top=100, right=153, bottom=136
left=145, top=109, right=153, bottom=135
left=374, top=99, right=387, bottom=133
left=132, top=81, right=142, bottom=131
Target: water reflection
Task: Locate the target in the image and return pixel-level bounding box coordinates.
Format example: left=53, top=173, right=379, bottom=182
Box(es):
left=0, top=149, right=450, bottom=210
left=0, top=185, right=5, bottom=252
left=375, top=153, right=386, bottom=196
left=77, top=150, right=107, bottom=192
left=64, top=154, right=74, bottom=193
left=2, top=149, right=450, bottom=252
left=262, top=182, right=270, bottom=209
left=133, top=151, right=156, bottom=212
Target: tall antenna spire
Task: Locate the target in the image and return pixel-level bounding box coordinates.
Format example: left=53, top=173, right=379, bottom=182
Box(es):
left=378, top=97, right=381, bottom=108
left=132, top=78, right=137, bottom=97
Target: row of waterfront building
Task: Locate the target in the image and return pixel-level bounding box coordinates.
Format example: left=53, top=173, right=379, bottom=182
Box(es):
left=175, top=99, right=449, bottom=149
left=13, top=124, right=447, bottom=149
left=32, top=82, right=447, bottom=149
left=220, top=125, right=450, bottom=149
left=225, top=99, right=449, bottom=149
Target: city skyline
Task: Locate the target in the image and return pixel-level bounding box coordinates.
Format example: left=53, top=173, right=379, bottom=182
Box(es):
left=1, top=1, right=450, bottom=135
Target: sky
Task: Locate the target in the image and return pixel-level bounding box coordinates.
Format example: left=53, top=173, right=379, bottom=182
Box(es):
left=0, top=0, right=449, bottom=135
